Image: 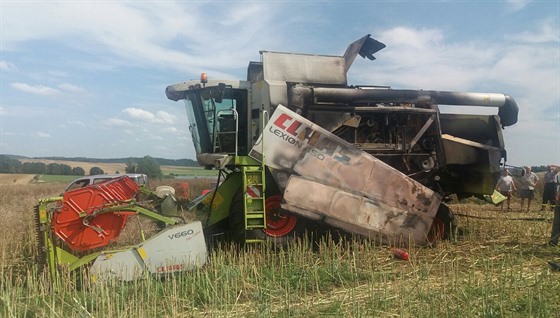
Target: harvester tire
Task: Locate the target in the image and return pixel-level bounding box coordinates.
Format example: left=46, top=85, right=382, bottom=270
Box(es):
left=428, top=203, right=457, bottom=241
left=229, top=191, right=316, bottom=248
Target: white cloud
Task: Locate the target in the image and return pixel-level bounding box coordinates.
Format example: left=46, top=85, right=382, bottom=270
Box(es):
left=9, top=82, right=86, bottom=97
left=58, top=83, right=86, bottom=94
left=357, top=25, right=559, bottom=108
left=163, top=127, right=182, bottom=135
left=0, top=60, right=17, bottom=71
left=1, top=1, right=282, bottom=74
left=154, top=111, right=176, bottom=124
left=122, top=108, right=155, bottom=122
left=122, top=108, right=176, bottom=124
left=68, top=120, right=86, bottom=127
left=380, top=27, right=444, bottom=49
left=36, top=132, right=51, bottom=138
left=508, top=18, right=560, bottom=44
left=104, top=118, right=133, bottom=128
left=505, top=0, right=532, bottom=13
left=10, top=82, right=60, bottom=96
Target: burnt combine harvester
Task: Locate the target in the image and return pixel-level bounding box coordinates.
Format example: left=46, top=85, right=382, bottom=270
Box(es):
left=166, top=34, right=518, bottom=246
left=36, top=34, right=518, bottom=281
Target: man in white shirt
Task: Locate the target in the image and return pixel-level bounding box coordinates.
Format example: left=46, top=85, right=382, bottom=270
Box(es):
left=495, top=169, right=517, bottom=212
left=519, top=166, right=539, bottom=212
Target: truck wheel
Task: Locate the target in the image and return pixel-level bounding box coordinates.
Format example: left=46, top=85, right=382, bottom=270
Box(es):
left=427, top=203, right=456, bottom=241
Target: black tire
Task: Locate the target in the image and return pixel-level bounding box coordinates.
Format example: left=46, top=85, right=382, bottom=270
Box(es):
left=228, top=193, right=247, bottom=244
left=427, top=203, right=457, bottom=241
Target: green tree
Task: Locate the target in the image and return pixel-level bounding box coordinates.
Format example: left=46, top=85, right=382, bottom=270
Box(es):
left=72, top=167, right=85, bottom=176
left=60, top=164, right=73, bottom=175
left=46, top=163, right=62, bottom=175
left=22, top=162, right=46, bottom=174
left=136, top=155, right=162, bottom=179
left=0, top=155, right=22, bottom=173
left=89, top=166, right=104, bottom=175
left=125, top=158, right=137, bottom=173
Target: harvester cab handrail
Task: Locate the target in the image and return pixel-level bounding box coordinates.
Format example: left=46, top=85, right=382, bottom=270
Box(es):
left=215, top=108, right=239, bottom=156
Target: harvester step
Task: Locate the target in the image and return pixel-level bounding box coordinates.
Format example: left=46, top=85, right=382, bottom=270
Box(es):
left=245, top=239, right=266, bottom=244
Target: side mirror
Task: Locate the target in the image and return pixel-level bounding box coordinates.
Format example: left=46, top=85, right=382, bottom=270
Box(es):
left=214, top=83, right=226, bottom=103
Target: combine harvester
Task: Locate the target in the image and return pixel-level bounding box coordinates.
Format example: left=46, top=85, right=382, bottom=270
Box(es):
left=35, top=34, right=518, bottom=281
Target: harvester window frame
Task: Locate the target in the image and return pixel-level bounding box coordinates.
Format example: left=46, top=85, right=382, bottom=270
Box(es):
left=184, top=86, right=249, bottom=156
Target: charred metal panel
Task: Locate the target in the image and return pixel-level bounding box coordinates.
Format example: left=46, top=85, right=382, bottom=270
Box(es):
left=440, top=114, right=504, bottom=148
left=442, top=134, right=502, bottom=195
left=261, top=51, right=347, bottom=85
left=342, top=34, right=386, bottom=72
left=442, top=134, right=502, bottom=168
left=283, top=176, right=434, bottom=245
left=250, top=105, right=441, bottom=245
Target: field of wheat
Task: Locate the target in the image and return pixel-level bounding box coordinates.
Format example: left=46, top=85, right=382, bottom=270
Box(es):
left=1, top=180, right=559, bottom=317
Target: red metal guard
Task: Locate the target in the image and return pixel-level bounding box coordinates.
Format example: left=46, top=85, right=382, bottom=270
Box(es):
left=53, top=176, right=139, bottom=252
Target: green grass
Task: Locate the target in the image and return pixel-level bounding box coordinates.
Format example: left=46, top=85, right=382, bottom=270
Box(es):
left=1, top=183, right=560, bottom=317
left=35, top=167, right=218, bottom=184
left=31, top=169, right=217, bottom=184
left=36, top=174, right=80, bottom=183
left=162, top=166, right=219, bottom=177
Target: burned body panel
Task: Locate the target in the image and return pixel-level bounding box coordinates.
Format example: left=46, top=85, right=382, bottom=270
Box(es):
left=251, top=105, right=441, bottom=245
left=283, top=176, right=435, bottom=244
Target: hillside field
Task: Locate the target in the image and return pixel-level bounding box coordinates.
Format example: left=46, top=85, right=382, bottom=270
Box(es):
left=18, top=158, right=127, bottom=175
left=5, top=159, right=217, bottom=184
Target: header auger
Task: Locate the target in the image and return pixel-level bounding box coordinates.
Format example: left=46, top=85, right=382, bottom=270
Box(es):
left=35, top=176, right=207, bottom=282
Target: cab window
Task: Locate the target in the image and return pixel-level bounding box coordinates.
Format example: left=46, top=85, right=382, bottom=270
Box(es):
left=66, top=179, right=90, bottom=191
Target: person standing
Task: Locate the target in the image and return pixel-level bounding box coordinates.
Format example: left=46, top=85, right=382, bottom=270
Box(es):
left=519, top=166, right=539, bottom=212
left=495, top=169, right=516, bottom=211
left=547, top=166, right=560, bottom=276
left=541, top=165, right=559, bottom=212
left=548, top=165, right=560, bottom=247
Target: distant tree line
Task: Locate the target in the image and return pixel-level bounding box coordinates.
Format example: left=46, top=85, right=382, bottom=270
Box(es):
left=20, top=156, right=199, bottom=167
left=531, top=165, right=549, bottom=173
left=0, top=155, right=86, bottom=176
left=0, top=155, right=163, bottom=179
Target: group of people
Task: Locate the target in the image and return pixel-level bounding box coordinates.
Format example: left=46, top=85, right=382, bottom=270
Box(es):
left=494, top=164, right=560, bottom=270
left=495, top=165, right=559, bottom=212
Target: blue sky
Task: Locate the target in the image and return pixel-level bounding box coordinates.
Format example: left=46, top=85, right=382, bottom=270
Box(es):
left=0, top=1, right=558, bottom=167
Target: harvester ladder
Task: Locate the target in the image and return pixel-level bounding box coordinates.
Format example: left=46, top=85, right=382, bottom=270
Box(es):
left=242, top=165, right=266, bottom=243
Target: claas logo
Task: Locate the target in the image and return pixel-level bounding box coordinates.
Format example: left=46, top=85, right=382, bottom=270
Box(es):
left=271, top=112, right=352, bottom=165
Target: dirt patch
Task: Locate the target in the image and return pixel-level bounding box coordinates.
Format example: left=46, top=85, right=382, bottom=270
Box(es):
left=0, top=174, right=36, bottom=184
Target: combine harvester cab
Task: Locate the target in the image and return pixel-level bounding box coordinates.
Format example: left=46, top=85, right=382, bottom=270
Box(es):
left=166, top=33, right=518, bottom=246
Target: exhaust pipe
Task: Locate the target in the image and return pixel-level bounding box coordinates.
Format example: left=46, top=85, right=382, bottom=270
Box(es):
left=289, top=86, right=519, bottom=126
